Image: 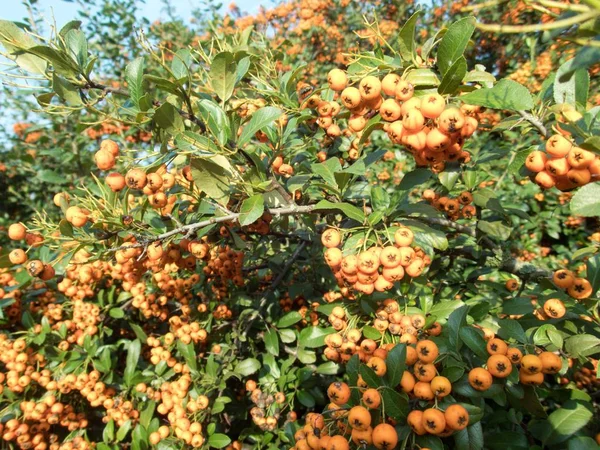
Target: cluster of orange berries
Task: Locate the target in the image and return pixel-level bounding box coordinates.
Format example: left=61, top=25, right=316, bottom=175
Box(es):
left=2, top=417, right=93, bottom=450
left=322, top=301, right=443, bottom=363
left=7, top=223, right=53, bottom=279
left=422, top=189, right=476, bottom=219
left=271, top=154, right=295, bottom=177
left=246, top=380, right=286, bottom=431
left=552, top=268, right=593, bottom=300
left=525, top=133, right=600, bottom=191
left=147, top=335, right=195, bottom=374
left=0, top=269, right=22, bottom=322
left=570, top=359, right=599, bottom=391
left=294, top=406, right=401, bottom=450
left=145, top=374, right=207, bottom=447
left=85, top=120, right=152, bottom=143
left=322, top=227, right=431, bottom=294
left=308, top=69, right=479, bottom=169
left=468, top=337, right=562, bottom=389
left=198, top=243, right=246, bottom=289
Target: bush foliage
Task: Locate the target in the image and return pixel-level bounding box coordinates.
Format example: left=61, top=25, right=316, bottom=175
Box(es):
left=0, top=1, right=600, bottom=449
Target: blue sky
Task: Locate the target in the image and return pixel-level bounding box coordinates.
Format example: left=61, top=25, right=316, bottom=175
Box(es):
left=4, top=0, right=266, bottom=25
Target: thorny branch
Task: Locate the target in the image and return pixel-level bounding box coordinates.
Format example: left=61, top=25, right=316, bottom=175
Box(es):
left=517, top=110, right=550, bottom=139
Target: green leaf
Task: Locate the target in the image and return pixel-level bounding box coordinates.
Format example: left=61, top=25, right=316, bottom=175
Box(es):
left=544, top=400, right=593, bottom=445
left=238, top=194, right=264, bottom=226
left=124, top=340, right=141, bottom=387
left=210, top=52, right=237, bottom=102
left=570, top=183, right=600, bottom=217
left=312, top=159, right=340, bottom=188
left=129, top=323, right=147, bottom=343
left=498, top=318, right=527, bottom=344
left=53, top=74, right=82, bottom=106
left=314, top=200, right=365, bottom=223
left=381, top=387, right=409, bottom=421
left=298, top=326, right=334, bottom=348
left=264, top=328, right=279, bottom=356
left=190, top=156, right=232, bottom=206
left=26, top=45, right=79, bottom=77
left=0, top=20, right=47, bottom=74
left=116, top=420, right=132, bottom=442
left=415, top=435, right=444, bottom=450
left=398, top=168, right=431, bottom=191
left=398, top=11, right=422, bottom=62
left=109, top=308, right=124, bottom=319
left=448, top=304, right=469, bottom=350
left=565, top=335, right=600, bottom=358
left=438, top=56, right=467, bottom=95
left=554, top=60, right=589, bottom=107
left=437, top=16, right=476, bottom=75
left=454, top=422, right=484, bottom=450
left=459, top=327, right=488, bottom=360
left=405, top=68, right=440, bottom=86
left=171, top=49, right=192, bottom=81
left=384, top=344, right=406, bottom=387
left=154, top=102, right=184, bottom=133
left=586, top=254, right=600, bottom=296
left=103, top=419, right=115, bottom=443
left=567, top=436, right=600, bottom=450
left=176, top=340, right=198, bottom=373
left=400, top=220, right=449, bottom=251
left=238, top=106, right=283, bottom=147
left=235, top=358, right=261, bottom=376
left=197, top=99, right=230, bottom=145
left=38, top=169, right=68, bottom=184
left=439, top=165, right=461, bottom=191
left=126, top=57, right=145, bottom=108
left=459, top=79, right=534, bottom=111
left=208, top=433, right=232, bottom=449
left=277, top=311, right=303, bottom=328
left=477, top=220, right=512, bottom=241
left=316, top=361, right=339, bottom=375
left=359, top=364, right=383, bottom=388
left=64, top=29, right=87, bottom=68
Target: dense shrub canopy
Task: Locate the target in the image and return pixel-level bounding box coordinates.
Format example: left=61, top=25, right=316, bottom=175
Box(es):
left=0, top=1, right=599, bottom=449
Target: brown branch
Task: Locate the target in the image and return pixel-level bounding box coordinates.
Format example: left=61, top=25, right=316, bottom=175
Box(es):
left=107, top=204, right=317, bottom=252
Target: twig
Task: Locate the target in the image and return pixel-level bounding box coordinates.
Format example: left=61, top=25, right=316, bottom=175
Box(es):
left=477, top=10, right=600, bottom=33
left=517, top=110, right=550, bottom=139
left=107, top=204, right=317, bottom=252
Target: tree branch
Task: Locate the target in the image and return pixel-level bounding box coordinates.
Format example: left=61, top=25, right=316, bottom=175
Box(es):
left=107, top=204, right=317, bottom=252
left=517, top=110, right=550, bottom=139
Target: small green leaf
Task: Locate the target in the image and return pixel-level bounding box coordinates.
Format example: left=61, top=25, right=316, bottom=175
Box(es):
left=438, top=56, right=467, bottom=95
left=210, top=52, right=237, bottom=102
left=314, top=200, right=365, bottom=223
left=570, top=183, right=600, bottom=217
left=126, top=57, right=145, bottom=108
left=235, top=358, right=261, bottom=376
left=398, top=11, right=422, bottom=62
left=238, top=106, right=282, bottom=147
left=277, top=311, right=303, bottom=328
left=544, top=400, right=593, bottom=445
left=459, top=327, right=488, bottom=360
left=437, top=16, right=476, bottom=75
left=459, top=79, right=534, bottom=111
left=264, top=328, right=279, bottom=356
left=359, top=364, right=383, bottom=388
left=208, top=433, right=232, bottom=449
left=384, top=344, right=406, bottom=387
left=154, top=102, right=184, bottom=133
left=565, top=335, right=600, bottom=358
left=124, top=340, right=141, bottom=387
left=238, top=194, right=264, bottom=226
left=381, top=387, right=409, bottom=421
left=399, top=168, right=431, bottom=191
left=0, top=20, right=47, bottom=74
left=298, top=326, right=334, bottom=348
